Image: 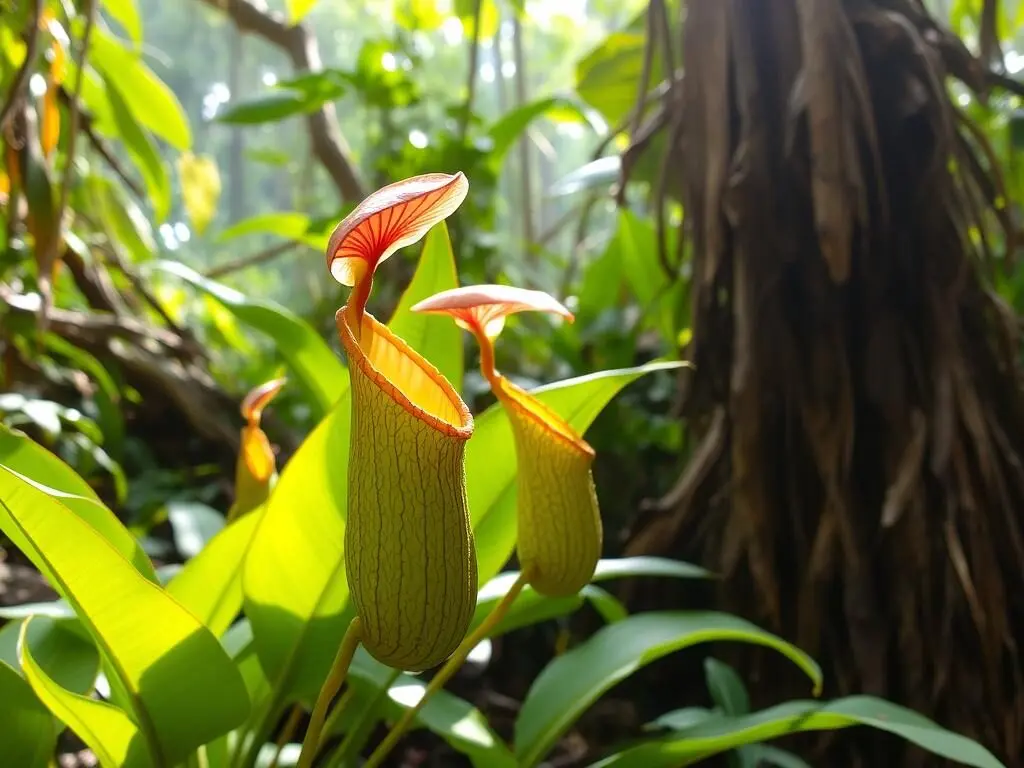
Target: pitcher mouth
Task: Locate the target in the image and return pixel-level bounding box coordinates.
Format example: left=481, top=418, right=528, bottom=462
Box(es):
left=337, top=307, right=473, bottom=439
left=493, top=376, right=595, bottom=459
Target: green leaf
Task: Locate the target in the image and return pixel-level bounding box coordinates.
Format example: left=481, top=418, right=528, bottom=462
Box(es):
left=0, top=425, right=155, bottom=580
left=0, top=466, right=250, bottom=765
left=166, top=508, right=262, bottom=637
left=0, top=658, right=56, bottom=768
left=102, top=0, right=143, bottom=44
left=389, top=221, right=464, bottom=386
left=90, top=28, right=191, bottom=150
left=151, top=260, right=346, bottom=417
left=574, top=22, right=649, bottom=127
left=469, top=361, right=688, bottom=583
left=705, top=658, right=749, bottom=716
left=178, top=152, right=222, bottom=236
left=287, top=0, right=319, bottom=23
left=19, top=618, right=149, bottom=768
left=165, top=500, right=225, bottom=559
left=487, top=96, right=597, bottom=167
left=242, top=223, right=461, bottom=710
left=589, top=697, right=1006, bottom=768
left=549, top=156, right=621, bottom=197
left=747, top=745, right=813, bottom=768
left=218, top=212, right=310, bottom=243
left=4, top=615, right=100, bottom=694
left=617, top=209, right=683, bottom=346
left=217, top=73, right=346, bottom=126
left=90, top=174, right=156, bottom=262
left=349, top=649, right=516, bottom=768
left=513, top=612, right=823, bottom=766
left=103, top=75, right=171, bottom=221
left=473, top=557, right=706, bottom=636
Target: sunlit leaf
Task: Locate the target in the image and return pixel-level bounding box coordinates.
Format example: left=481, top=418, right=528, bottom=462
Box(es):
left=178, top=152, right=221, bottom=236
left=487, top=95, right=598, bottom=166
left=574, top=10, right=652, bottom=127
left=151, top=260, right=346, bottom=417
left=20, top=619, right=148, bottom=768
left=0, top=466, right=250, bottom=764
left=102, top=0, right=142, bottom=44
left=286, top=0, right=319, bottom=23
left=514, top=612, right=823, bottom=766
left=0, top=425, right=154, bottom=579
left=166, top=508, right=262, bottom=638
left=103, top=75, right=170, bottom=221
left=218, top=211, right=310, bottom=243
left=469, top=361, right=688, bottom=584
left=590, top=697, right=1006, bottom=768
left=90, top=28, right=191, bottom=150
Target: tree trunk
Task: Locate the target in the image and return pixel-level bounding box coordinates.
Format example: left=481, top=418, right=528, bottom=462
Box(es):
left=625, top=1, right=1024, bottom=765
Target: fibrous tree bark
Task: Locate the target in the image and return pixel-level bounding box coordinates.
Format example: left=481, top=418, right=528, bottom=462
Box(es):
left=624, top=1, right=1024, bottom=765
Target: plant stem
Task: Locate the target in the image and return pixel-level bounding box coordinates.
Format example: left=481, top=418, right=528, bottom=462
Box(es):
left=362, top=573, right=530, bottom=768
left=297, top=617, right=363, bottom=768
left=266, top=704, right=302, bottom=768
left=324, top=669, right=401, bottom=768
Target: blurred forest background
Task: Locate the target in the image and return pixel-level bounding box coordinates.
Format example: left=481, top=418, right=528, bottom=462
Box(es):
left=2, top=0, right=1024, bottom=765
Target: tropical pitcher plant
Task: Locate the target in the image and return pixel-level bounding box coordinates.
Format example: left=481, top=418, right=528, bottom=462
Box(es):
left=296, top=172, right=603, bottom=768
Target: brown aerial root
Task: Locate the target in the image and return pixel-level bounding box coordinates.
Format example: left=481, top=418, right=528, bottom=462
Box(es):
left=622, top=0, right=1024, bottom=765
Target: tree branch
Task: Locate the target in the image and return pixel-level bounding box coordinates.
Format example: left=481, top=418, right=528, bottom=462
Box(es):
left=195, top=0, right=366, bottom=202
left=0, top=0, right=42, bottom=134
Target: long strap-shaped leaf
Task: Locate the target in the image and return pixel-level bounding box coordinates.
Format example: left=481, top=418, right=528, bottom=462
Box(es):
left=0, top=465, right=250, bottom=767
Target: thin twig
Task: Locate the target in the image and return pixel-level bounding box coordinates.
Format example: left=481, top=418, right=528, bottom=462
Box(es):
left=204, top=240, right=301, bottom=279
left=0, top=0, right=42, bottom=133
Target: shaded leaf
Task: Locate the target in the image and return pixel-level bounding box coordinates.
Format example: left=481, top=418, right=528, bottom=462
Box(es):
left=103, top=76, right=170, bottom=220
left=0, top=658, right=56, bottom=768
left=514, top=612, right=823, bottom=766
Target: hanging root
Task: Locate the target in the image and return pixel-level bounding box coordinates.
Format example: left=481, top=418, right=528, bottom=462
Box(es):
left=624, top=0, right=1024, bottom=764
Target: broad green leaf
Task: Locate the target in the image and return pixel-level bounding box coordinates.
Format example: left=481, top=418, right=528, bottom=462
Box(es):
left=746, top=745, right=813, bottom=768
left=287, top=0, right=319, bottom=23
left=177, top=152, right=221, bottom=236
left=349, top=649, right=516, bottom=768
left=152, top=260, right=346, bottom=416
left=166, top=508, right=262, bottom=637
left=0, top=615, right=100, bottom=694
left=487, top=96, right=597, bottom=167
left=20, top=619, right=148, bottom=768
left=469, top=361, right=688, bottom=583
left=705, top=658, right=749, bottom=715
left=103, top=75, right=170, bottom=221
left=218, top=212, right=310, bottom=243
left=0, top=659, right=55, bottom=768
left=574, top=23, right=648, bottom=126
left=102, top=0, right=142, bottom=44
left=473, top=557, right=705, bottom=636
left=514, top=612, right=823, bottom=766
left=90, top=174, right=156, bottom=262
left=90, top=29, right=191, bottom=150
left=617, top=209, right=683, bottom=346
left=0, top=425, right=155, bottom=580
left=389, top=221, right=464, bottom=386
left=165, top=500, right=224, bottom=559
left=646, top=707, right=718, bottom=732
left=0, top=466, right=250, bottom=765
left=588, top=697, right=1006, bottom=768
left=217, top=72, right=347, bottom=126
left=242, top=223, right=462, bottom=709
left=549, top=156, right=621, bottom=197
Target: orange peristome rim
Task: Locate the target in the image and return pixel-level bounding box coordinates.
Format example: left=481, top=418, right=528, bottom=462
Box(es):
left=337, top=307, right=473, bottom=439
left=411, top=284, right=575, bottom=335
left=241, top=377, right=287, bottom=424
left=326, top=172, right=469, bottom=287
left=495, top=376, right=595, bottom=458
